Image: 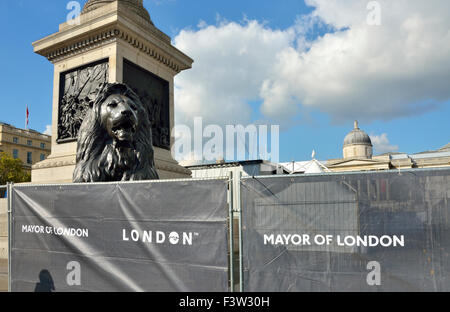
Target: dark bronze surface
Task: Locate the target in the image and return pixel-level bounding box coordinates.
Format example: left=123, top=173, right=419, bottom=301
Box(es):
left=73, top=83, right=159, bottom=182
left=123, top=59, right=171, bottom=150
left=57, top=59, right=109, bottom=143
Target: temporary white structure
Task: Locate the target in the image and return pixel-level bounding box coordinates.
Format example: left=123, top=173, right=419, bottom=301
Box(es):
left=279, top=151, right=331, bottom=174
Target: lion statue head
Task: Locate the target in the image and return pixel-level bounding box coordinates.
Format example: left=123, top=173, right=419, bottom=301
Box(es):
left=73, top=83, right=159, bottom=182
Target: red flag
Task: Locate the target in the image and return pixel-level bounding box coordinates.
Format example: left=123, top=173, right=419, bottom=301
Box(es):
left=26, top=105, right=29, bottom=128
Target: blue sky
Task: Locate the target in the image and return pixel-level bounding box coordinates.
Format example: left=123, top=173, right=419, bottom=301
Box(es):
left=0, top=0, right=449, bottom=163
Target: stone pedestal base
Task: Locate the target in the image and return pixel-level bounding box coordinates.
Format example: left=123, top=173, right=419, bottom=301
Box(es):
left=32, top=148, right=191, bottom=183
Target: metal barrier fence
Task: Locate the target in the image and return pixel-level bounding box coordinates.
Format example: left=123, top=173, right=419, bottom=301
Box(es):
left=5, top=167, right=450, bottom=292
left=240, top=168, right=450, bottom=291
left=0, top=184, right=11, bottom=293
left=0, top=185, right=7, bottom=292
left=8, top=178, right=232, bottom=292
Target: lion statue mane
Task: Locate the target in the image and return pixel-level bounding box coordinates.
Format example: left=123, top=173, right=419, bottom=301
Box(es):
left=73, top=83, right=159, bottom=182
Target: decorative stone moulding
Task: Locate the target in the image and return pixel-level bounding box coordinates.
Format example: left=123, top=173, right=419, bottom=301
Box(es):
left=32, top=159, right=76, bottom=169
left=44, top=28, right=182, bottom=73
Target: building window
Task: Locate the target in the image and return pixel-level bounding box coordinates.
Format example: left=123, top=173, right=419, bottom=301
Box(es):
left=13, top=149, right=18, bottom=159
left=40, top=154, right=45, bottom=161
left=13, top=137, right=18, bottom=144
left=27, top=152, right=32, bottom=164
left=27, top=140, right=32, bottom=146
left=40, top=143, right=45, bottom=149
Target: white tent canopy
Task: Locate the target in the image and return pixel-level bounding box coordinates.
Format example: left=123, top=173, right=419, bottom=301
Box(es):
left=279, top=159, right=331, bottom=174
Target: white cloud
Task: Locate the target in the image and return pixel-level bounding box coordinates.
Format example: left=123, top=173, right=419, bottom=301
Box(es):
left=174, top=20, right=295, bottom=127
left=263, top=0, right=450, bottom=123
left=370, top=133, right=399, bottom=154
left=173, top=0, right=450, bottom=128
left=43, top=125, right=52, bottom=136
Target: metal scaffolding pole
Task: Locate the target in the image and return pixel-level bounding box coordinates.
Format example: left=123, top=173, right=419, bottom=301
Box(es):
left=227, top=171, right=234, bottom=291
left=7, top=183, right=12, bottom=292
left=236, top=172, right=243, bottom=292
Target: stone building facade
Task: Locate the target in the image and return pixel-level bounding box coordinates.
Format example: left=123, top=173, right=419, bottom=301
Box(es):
left=0, top=123, right=51, bottom=171
left=327, top=121, right=450, bottom=172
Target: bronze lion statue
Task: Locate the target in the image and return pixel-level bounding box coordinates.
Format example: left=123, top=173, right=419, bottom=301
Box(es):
left=73, top=83, right=159, bottom=182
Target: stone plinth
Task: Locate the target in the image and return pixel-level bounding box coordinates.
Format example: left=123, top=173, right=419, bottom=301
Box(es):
left=31, top=0, right=193, bottom=183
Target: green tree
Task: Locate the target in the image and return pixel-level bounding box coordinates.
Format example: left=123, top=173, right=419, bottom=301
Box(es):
left=0, top=152, right=31, bottom=185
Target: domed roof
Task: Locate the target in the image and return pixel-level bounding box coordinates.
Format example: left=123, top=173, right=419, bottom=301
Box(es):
left=82, top=0, right=153, bottom=25
left=343, top=121, right=372, bottom=146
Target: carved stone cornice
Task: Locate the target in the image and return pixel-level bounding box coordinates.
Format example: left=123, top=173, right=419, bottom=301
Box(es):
left=32, top=2, right=193, bottom=73
left=43, top=27, right=184, bottom=73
